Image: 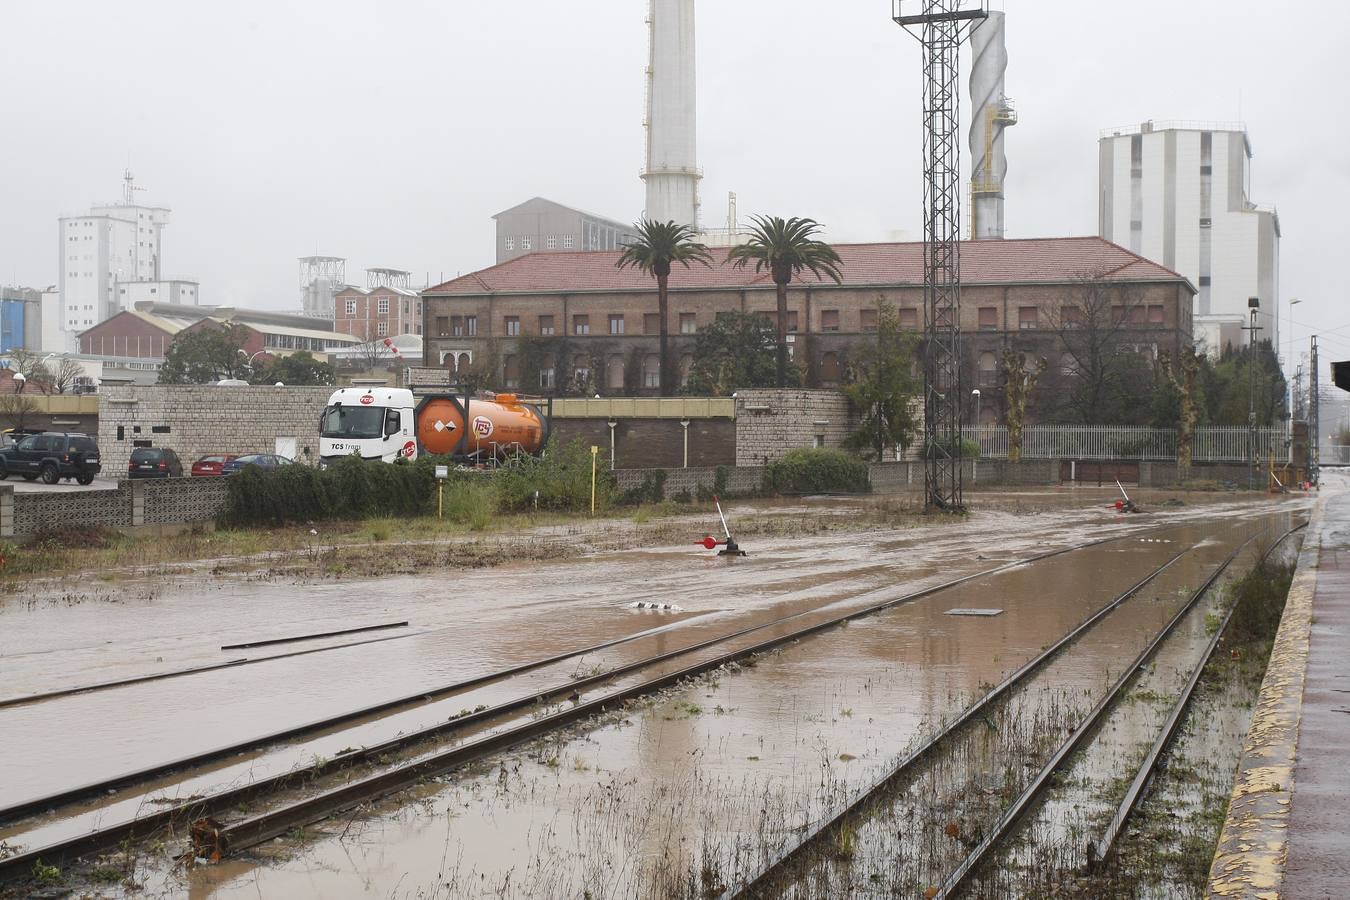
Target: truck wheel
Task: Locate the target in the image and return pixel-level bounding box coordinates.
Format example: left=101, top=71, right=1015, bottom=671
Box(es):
left=40, top=462, right=59, bottom=485
left=76, top=473, right=95, bottom=486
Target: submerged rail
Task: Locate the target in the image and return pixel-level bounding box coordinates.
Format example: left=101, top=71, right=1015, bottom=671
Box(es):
left=725, top=532, right=1252, bottom=898
left=933, top=523, right=1304, bottom=899
left=0, top=520, right=1183, bottom=883
left=1086, top=524, right=1306, bottom=869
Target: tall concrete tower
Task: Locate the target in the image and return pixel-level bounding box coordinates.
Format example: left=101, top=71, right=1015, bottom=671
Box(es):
left=968, top=11, right=1016, bottom=240
left=642, top=0, right=699, bottom=228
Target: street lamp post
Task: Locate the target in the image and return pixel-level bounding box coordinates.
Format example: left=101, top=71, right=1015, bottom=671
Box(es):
left=1247, top=298, right=1260, bottom=491
left=607, top=419, right=617, bottom=471
left=971, top=389, right=981, bottom=484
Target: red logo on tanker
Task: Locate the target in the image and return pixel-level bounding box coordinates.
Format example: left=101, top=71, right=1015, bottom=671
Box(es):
left=472, top=415, right=494, bottom=438
left=402, top=441, right=416, bottom=457
left=360, top=394, right=374, bottom=405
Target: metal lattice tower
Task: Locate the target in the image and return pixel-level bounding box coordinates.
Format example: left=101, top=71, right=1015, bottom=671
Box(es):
left=895, top=0, right=987, bottom=512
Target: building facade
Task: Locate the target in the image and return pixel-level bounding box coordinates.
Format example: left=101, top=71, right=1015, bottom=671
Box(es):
left=1099, top=121, right=1279, bottom=354
left=333, top=285, right=422, bottom=341
left=78, top=302, right=363, bottom=381
left=493, top=198, right=639, bottom=264
left=422, top=237, right=1194, bottom=422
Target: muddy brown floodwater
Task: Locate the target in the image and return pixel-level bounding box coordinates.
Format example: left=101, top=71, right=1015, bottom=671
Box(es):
left=0, top=490, right=1305, bottom=898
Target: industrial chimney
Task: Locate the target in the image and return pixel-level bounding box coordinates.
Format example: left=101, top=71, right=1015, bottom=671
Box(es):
left=642, top=0, right=699, bottom=228
left=968, top=10, right=1016, bottom=240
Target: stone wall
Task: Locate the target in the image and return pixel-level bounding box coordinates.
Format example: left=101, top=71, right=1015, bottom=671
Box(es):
left=733, top=389, right=856, bottom=466
left=98, top=385, right=334, bottom=475
left=0, top=478, right=230, bottom=537
left=613, top=465, right=764, bottom=498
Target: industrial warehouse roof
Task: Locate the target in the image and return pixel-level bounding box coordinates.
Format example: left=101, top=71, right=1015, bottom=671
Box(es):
left=424, top=236, right=1190, bottom=296
left=95, top=308, right=363, bottom=345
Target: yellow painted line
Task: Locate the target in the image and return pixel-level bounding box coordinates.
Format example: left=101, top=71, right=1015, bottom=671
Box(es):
left=1207, top=498, right=1324, bottom=899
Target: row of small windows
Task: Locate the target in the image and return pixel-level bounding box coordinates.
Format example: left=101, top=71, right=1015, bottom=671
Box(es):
left=433, top=306, right=1169, bottom=339
left=503, top=235, right=577, bottom=252
left=490, top=352, right=689, bottom=391
left=343, top=298, right=403, bottom=316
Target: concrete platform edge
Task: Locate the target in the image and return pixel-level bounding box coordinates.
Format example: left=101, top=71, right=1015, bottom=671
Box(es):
left=1206, top=497, right=1324, bottom=898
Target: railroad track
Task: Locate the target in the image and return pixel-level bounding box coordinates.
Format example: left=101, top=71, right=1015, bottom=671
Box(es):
left=727, top=521, right=1303, bottom=899
left=0, top=516, right=1212, bottom=884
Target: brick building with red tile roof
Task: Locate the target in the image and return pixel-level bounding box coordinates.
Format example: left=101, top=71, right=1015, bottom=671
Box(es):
left=420, top=236, right=1194, bottom=421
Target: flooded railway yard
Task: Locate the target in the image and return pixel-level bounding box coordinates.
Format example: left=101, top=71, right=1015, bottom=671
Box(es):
left=0, top=488, right=1308, bottom=898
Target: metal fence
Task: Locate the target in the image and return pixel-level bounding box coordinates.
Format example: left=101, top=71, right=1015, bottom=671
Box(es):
left=968, top=425, right=1290, bottom=463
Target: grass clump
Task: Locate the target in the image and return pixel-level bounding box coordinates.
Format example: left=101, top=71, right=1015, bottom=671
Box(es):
left=495, top=439, right=616, bottom=513
left=763, top=448, right=870, bottom=495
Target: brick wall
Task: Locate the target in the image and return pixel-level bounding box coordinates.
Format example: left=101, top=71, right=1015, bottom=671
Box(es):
left=733, top=389, right=856, bottom=466
left=98, top=385, right=333, bottom=475
left=553, top=418, right=735, bottom=469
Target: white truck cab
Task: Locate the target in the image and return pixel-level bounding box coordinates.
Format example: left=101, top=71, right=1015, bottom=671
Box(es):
left=318, top=387, right=417, bottom=465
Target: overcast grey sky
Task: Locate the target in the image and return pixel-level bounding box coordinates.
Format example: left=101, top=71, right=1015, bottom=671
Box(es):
left=2, top=1, right=1346, bottom=365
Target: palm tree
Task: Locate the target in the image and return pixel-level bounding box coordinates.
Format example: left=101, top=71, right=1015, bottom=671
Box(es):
left=615, top=220, right=713, bottom=395
left=727, top=216, right=843, bottom=388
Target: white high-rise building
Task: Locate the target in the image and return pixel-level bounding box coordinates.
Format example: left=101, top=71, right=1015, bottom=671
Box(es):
left=57, top=171, right=181, bottom=347
left=1098, top=122, right=1280, bottom=354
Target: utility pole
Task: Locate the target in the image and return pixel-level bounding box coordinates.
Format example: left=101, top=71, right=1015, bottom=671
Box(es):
left=894, top=0, right=988, bottom=513
left=1245, top=298, right=1262, bottom=491
left=1311, top=335, right=1320, bottom=484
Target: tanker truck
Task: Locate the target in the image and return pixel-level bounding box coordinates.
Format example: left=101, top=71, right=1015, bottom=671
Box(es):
left=318, top=387, right=549, bottom=465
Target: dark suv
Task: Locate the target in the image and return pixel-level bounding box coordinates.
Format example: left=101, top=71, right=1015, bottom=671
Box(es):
left=128, top=447, right=183, bottom=479
left=0, top=432, right=102, bottom=485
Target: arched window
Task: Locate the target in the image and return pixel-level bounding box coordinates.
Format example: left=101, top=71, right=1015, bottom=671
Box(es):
left=457, top=352, right=471, bottom=372
left=1060, top=352, right=1078, bottom=377
left=979, top=351, right=998, bottom=386
left=819, top=351, right=842, bottom=382
left=642, top=354, right=660, bottom=389
left=679, top=354, right=693, bottom=388
left=503, top=355, right=520, bottom=388
left=606, top=355, right=625, bottom=390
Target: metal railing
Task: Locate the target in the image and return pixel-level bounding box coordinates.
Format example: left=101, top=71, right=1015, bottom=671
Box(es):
left=968, top=424, right=1289, bottom=463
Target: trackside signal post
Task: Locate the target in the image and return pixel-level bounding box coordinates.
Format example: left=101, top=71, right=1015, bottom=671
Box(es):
left=893, top=0, right=988, bottom=513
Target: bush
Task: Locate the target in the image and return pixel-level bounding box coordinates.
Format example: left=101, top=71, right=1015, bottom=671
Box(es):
left=494, top=439, right=616, bottom=513
left=763, top=448, right=870, bottom=495
left=224, top=455, right=435, bottom=526
left=440, top=477, right=497, bottom=530
left=922, top=437, right=980, bottom=459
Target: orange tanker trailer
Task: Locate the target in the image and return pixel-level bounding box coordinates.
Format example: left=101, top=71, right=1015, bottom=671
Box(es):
left=414, top=393, right=549, bottom=459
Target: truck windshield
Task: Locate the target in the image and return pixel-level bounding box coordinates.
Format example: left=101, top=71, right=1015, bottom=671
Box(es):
left=321, top=405, right=386, bottom=439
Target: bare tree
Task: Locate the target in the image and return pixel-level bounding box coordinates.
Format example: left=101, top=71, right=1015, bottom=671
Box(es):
left=6, top=349, right=52, bottom=395
left=1002, top=350, right=1047, bottom=462
left=1045, top=276, right=1151, bottom=424
left=1160, top=347, right=1202, bottom=468
left=0, top=393, right=39, bottom=431
left=49, top=357, right=86, bottom=394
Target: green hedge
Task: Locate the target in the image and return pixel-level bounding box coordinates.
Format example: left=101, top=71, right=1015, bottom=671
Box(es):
left=763, top=448, right=870, bottom=495
left=224, top=455, right=438, bottom=526
left=224, top=439, right=624, bottom=526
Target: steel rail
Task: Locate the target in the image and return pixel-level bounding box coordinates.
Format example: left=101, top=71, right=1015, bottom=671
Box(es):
left=219, top=620, right=409, bottom=650
left=932, top=523, right=1304, bottom=899
left=1086, top=524, right=1305, bottom=869
left=0, top=518, right=1164, bottom=826
left=0, top=631, right=420, bottom=711
left=0, top=521, right=1176, bottom=881
left=723, top=532, right=1251, bottom=898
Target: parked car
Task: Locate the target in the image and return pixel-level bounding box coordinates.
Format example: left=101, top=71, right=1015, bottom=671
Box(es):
left=0, top=432, right=102, bottom=485
left=128, top=447, right=184, bottom=479
left=221, top=454, right=294, bottom=476
left=190, top=454, right=239, bottom=477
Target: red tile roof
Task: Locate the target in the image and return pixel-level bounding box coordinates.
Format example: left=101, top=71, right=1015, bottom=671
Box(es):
left=425, top=236, right=1190, bottom=296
